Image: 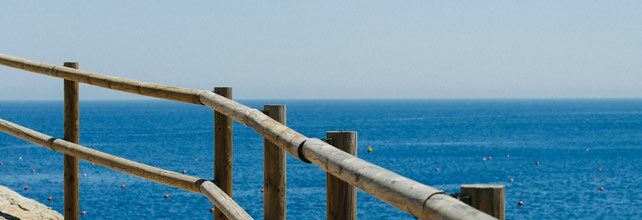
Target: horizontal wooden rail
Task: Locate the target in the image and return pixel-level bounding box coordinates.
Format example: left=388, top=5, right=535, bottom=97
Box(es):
left=0, top=53, right=495, bottom=219
left=0, top=54, right=201, bottom=104
left=0, top=118, right=252, bottom=220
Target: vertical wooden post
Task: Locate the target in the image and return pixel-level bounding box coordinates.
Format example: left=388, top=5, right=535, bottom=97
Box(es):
left=325, top=131, right=357, bottom=220
left=63, top=62, right=80, bottom=220
left=214, top=87, right=233, bottom=220
left=460, top=184, right=505, bottom=220
left=263, top=105, right=286, bottom=220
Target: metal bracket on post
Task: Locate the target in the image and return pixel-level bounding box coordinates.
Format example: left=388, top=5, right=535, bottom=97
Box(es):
left=460, top=184, right=505, bottom=220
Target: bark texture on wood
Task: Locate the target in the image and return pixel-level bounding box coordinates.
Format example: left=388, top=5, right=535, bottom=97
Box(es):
left=263, top=105, right=286, bottom=220
left=460, top=184, right=505, bottom=220
left=63, top=62, right=79, bottom=220
left=325, top=131, right=357, bottom=220
left=214, top=87, right=233, bottom=220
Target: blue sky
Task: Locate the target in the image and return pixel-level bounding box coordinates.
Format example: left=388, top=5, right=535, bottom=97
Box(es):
left=1, top=1, right=640, bottom=100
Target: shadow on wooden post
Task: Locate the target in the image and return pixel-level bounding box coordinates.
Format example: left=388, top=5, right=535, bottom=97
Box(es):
left=325, top=131, right=357, bottom=220
left=63, top=62, right=80, bottom=220
left=460, top=184, right=505, bottom=220
left=214, top=87, right=233, bottom=220
left=263, top=105, right=286, bottom=220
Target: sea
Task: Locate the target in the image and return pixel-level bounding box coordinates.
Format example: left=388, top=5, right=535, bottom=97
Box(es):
left=0, top=99, right=640, bottom=219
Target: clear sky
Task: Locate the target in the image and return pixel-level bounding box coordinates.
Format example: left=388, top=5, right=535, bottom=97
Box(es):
left=1, top=1, right=640, bottom=100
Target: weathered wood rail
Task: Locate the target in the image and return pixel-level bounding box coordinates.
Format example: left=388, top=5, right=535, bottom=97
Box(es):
left=0, top=53, right=497, bottom=220
left=0, top=119, right=252, bottom=220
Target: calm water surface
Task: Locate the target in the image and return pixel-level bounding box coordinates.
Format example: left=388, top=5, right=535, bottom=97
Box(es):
left=0, top=100, right=641, bottom=219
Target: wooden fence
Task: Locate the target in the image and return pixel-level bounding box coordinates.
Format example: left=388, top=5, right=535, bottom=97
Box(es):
left=0, top=53, right=497, bottom=220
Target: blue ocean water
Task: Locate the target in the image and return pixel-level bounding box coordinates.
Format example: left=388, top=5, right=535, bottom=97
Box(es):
left=0, top=100, right=640, bottom=219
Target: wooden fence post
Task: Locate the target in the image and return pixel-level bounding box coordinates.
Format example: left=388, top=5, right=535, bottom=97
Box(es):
left=63, top=62, right=80, bottom=220
left=325, top=131, right=357, bottom=220
left=263, top=105, right=287, bottom=220
left=460, top=184, right=505, bottom=220
left=214, top=87, right=233, bottom=220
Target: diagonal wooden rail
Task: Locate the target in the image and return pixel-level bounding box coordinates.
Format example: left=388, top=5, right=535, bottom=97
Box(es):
left=0, top=119, right=252, bottom=220
left=0, top=53, right=495, bottom=219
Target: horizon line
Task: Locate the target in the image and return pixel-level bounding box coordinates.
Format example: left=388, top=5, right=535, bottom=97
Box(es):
left=1, top=97, right=641, bottom=102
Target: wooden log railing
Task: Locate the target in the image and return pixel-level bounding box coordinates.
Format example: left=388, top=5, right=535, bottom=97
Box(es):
left=325, top=131, right=358, bottom=220
left=62, top=61, right=80, bottom=220
left=214, top=87, right=234, bottom=220
left=263, top=105, right=287, bottom=220
left=0, top=53, right=496, bottom=220
left=0, top=119, right=252, bottom=220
